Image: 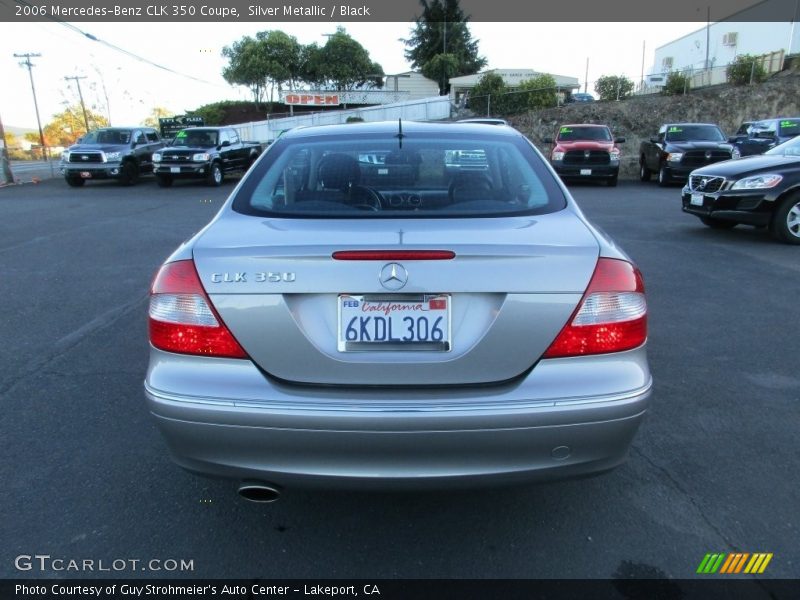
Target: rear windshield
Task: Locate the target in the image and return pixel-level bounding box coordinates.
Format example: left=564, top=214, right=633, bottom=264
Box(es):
left=233, top=132, right=566, bottom=218
left=81, top=129, right=131, bottom=144
left=778, top=119, right=800, bottom=137
left=556, top=126, right=611, bottom=142
left=665, top=125, right=725, bottom=142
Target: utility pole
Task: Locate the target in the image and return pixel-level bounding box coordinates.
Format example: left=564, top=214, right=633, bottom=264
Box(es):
left=640, top=40, right=646, bottom=92
left=14, top=52, right=48, bottom=162
left=64, top=75, right=90, bottom=133
left=705, top=6, right=711, bottom=71
left=584, top=57, right=589, bottom=94
left=0, top=110, right=15, bottom=184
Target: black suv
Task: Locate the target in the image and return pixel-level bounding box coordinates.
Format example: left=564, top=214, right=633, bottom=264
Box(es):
left=153, top=127, right=262, bottom=187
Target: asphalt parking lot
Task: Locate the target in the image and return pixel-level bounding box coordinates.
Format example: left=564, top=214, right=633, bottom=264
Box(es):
left=1, top=176, right=797, bottom=583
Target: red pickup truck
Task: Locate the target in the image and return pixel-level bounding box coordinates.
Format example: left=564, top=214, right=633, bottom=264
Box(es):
left=545, top=124, right=625, bottom=186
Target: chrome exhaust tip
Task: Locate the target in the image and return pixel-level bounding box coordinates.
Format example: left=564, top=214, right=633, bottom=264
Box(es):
left=237, top=481, right=281, bottom=503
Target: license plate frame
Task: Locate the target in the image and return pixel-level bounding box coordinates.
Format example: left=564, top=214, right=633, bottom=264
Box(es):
left=337, top=294, right=452, bottom=352
left=690, top=192, right=704, bottom=206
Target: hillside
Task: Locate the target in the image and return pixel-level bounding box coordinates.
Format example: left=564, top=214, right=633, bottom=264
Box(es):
left=507, top=72, right=800, bottom=179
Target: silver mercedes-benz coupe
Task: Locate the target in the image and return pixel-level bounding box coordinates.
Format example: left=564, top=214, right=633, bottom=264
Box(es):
left=144, top=121, right=651, bottom=501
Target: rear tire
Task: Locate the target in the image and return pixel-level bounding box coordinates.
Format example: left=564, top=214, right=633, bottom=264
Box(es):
left=769, top=192, right=800, bottom=244
left=65, top=176, right=85, bottom=187
left=156, top=175, right=173, bottom=188
left=206, top=162, right=223, bottom=187
left=639, top=160, right=651, bottom=182
left=119, top=160, right=139, bottom=186
left=700, top=216, right=737, bottom=229
left=607, top=174, right=618, bottom=187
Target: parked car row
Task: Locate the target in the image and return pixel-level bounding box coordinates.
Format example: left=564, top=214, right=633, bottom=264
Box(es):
left=60, top=126, right=264, bottom=187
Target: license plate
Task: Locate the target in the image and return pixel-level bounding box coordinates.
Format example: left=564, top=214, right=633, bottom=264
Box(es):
left=80, top=171, right=92, bottom=179
left=338, top=294, right=451, bottom=352
left=580, top=168, right=592, bottom=175
left=691, top=193, right=704, bottom=206
left=170, top=167, right=181, bottom=174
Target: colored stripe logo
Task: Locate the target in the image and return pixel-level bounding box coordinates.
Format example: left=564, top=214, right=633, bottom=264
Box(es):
left=697, top=553, right=773, bottom=574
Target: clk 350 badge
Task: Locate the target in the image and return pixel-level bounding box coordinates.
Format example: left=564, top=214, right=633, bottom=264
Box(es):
left=210, top=272, right=296, bottom=283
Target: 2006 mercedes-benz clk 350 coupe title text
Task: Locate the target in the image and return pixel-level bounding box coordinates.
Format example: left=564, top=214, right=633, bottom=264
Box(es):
left=144, top=121, right=651, bottom=501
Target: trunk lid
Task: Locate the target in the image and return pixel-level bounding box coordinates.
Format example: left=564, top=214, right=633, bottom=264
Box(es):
left=192, top=210, right=600, bottom=385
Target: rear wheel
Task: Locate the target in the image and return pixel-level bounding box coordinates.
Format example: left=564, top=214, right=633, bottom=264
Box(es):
left=700, top=216, right=737, bottom=229
left=65, top=176, right=85, bottom=187
left=606, top=174, right=618, bottom=187
left=770, top=193, right=800, bottom=244
left=156, top=175, right=173, bottom=188
left=658, top=165, right=671, bottom=187
left=206, top=162, right=223, bottom=187
left=119, top=160, right=139, bottom=186
left=639, top=159, right=651, bottom=182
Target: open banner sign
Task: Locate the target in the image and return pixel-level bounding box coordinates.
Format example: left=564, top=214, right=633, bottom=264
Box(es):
left=283, top=94, right=341, bottom=106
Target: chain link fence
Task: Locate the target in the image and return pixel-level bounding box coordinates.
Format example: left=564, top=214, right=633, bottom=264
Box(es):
left=462, top=50, right=789, bottom=119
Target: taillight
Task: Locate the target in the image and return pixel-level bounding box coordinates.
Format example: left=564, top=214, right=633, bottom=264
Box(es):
left=148, top=260, right=247, bottom=359
left=543, top=258, right=647, bottom=358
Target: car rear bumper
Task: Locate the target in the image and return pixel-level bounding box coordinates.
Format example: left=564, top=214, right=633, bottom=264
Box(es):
left=144, top=346, right=651, bottom=489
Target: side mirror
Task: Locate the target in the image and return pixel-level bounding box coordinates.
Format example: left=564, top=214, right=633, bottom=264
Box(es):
left=614, top=137, right=626, bottom=144
left=727, top=136, right=738, bottom=143
left=542, top=137, right=553, bottom=144
left=220, top=140, right=231, bottom=148
left=650, top=136, right=660, bottom=144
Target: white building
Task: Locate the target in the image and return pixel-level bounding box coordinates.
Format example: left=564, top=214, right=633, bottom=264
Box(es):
left=448, top=69, right=580, bottom=103
left=649, top=21, right=799, bottom=85
left=386, top=71, right=440, bottom=100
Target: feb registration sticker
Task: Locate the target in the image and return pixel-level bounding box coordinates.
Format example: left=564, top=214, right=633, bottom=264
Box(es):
left=338, top=294, right=451, bottom=352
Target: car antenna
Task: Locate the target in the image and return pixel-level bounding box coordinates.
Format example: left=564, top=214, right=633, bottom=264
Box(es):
left=395, top=118, right=404, bottom=149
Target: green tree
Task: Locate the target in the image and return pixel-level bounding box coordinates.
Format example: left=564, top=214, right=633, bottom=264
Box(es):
left=254, top=30, right=307, bottom=95
left=221, top=35, right=270, bottom=106
left=42, top=105, right=109, bottom=147
left=404, top=0, right=487, bottom=94
left=4, top=132, right=29, bottom=160
left=662, top=71, right=690, bottom=96
left=467, top=72, right=506, bottom=115
left=511, top=74, right=558, bottom=112
left=306, top=28, right=384, bottom=91
left=726, top=54, right=768, bottom=85
left=594, top=75, right=635, bottom=101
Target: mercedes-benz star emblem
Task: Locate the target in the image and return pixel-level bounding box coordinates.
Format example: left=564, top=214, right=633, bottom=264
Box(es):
left=705, top=150, right=712, bottom=159
left=379, top=263, right=408, bottom=291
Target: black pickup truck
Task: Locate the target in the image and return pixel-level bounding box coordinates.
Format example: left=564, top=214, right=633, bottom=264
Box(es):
left=61, top=127, right=164, bottom=186
left=639, top=123, right=733, bottom=186
left=152, top=127, right=263, bottom=187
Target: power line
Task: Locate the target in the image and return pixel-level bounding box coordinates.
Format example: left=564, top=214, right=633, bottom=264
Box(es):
left=64, top=75, right=90, bottom=133
left=13, top=52, right=48, bottom=162
left=12, top=0, right=227, bottom=88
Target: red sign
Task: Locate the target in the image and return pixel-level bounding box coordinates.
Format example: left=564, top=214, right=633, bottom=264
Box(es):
left=283, top=94, right=340, bottom=106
